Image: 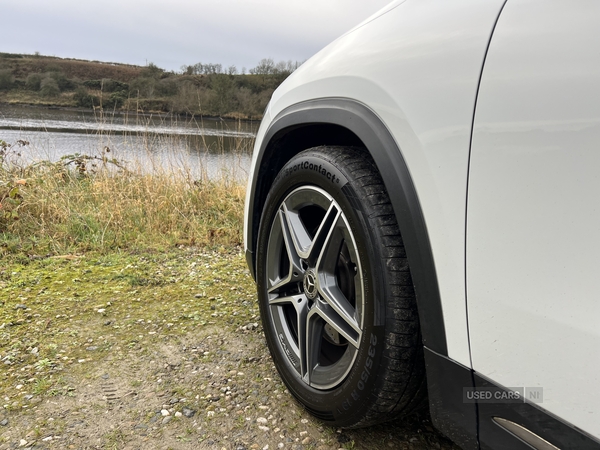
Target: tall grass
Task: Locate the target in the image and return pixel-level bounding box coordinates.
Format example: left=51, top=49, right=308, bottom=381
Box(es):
left=0, top=121, right=252, bottom=258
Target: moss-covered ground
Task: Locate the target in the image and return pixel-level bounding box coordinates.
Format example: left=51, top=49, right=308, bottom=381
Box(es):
left=0, top=248, right=457, bottom=449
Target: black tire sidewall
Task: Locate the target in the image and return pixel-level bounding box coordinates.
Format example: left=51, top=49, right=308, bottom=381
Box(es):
left=256, top=149, right=389, bottom=425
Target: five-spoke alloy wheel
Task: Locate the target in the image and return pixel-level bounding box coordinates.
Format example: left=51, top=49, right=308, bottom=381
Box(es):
left=265, top=185, right=364, bottom=390
left=256, top=147, right=425, bottom=427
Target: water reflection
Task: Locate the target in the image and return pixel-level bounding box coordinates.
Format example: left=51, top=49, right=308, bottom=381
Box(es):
left=0, top=104, right=258, bottom=180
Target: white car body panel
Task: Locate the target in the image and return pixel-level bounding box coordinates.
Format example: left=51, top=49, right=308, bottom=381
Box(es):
left=468, top=0, right=600, bottom=439
left=248, top=0, right=506, bottom=367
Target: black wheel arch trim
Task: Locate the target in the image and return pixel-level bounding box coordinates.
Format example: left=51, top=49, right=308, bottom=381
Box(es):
left=246, top=97, right=448, bottom=356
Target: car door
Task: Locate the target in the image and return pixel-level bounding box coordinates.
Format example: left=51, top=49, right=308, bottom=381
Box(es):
left=467, top=0, right=600, bottom=446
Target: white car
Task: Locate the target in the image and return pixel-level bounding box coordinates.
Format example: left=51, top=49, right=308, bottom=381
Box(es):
left=243, top=0, right=600, bottom=448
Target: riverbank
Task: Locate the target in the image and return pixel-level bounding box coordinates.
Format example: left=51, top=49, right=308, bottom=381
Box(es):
left=0, top=153, right=246, bottom=260
left=0, top=53, right=290, bottom=119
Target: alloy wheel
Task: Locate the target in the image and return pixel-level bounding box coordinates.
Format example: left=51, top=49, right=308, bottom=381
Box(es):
left=265, top=185, right=364, bottom=390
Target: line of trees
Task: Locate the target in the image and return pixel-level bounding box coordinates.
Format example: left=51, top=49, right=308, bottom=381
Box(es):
left=180, top=58, right=302, bottom=76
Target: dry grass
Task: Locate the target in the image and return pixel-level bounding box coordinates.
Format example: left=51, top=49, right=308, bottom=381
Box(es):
left=1, top=54, right=143, bottom=82
left=0, top=137, right=248, bottom=258
left=0, top=91, right=74, bottom=107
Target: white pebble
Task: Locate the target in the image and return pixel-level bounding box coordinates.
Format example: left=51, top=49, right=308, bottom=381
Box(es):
left=258, top=425, right=270, bottom=432
left=161, top=409, right=170, bottom=416
left=257, top=417, right=268, bottom=424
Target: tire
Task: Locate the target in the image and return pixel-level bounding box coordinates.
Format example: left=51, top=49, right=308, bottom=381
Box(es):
left=256, top=146, right=426, bottom=428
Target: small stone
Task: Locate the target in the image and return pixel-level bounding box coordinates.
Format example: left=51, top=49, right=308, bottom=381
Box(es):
left=0, top=419, right=8, bottom=426
left=258, top=425, right=270, bottom=432
left=278, top=444, right=284, bottom=449
left=194, top=293, right=204, bottom=298
left=160, top=409, right=170, bottom=416
left=15, top=304, right=27, bottom=310
left=257, top=417, right=268, bottom=424
left=23, top=395, right=33, bottom=401
left=182, top=407, right=196, bottom=417
left=174, top=412, right=182, bottom=417
left=169, top=397, right=179, bottom=404
left=97, top=309, right=106, bottom=313
left=16, top=384, right=23, bottom=390
left=300, top=419, right=308, bottom=424
left=162, top=416, right=172, bottom=425
left=19, top=439, right=27, bottom=447
left=301, top=437, right=311, bottom=445
left=86, top=346, right=98, bottom=351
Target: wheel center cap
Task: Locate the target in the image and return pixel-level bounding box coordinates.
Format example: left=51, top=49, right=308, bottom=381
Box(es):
left=303, top=269, right=318, bottom=300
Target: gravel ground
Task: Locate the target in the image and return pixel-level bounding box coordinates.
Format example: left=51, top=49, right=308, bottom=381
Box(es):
left=0, top=249, right=459, bottom=450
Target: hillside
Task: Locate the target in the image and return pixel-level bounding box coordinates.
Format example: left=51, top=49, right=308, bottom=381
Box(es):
left=0, top=53, right=294, bottom=119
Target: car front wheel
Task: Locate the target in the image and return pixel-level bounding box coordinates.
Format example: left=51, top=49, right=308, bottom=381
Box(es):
left=256, top=146, right=425, bottom=427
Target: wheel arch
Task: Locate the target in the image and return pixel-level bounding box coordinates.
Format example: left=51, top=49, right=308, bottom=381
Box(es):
left=247, top=97, right=448, bottom=356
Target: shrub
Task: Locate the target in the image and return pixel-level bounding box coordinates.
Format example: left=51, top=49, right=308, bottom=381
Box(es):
left=155, top=78, right=178, bottom=97
left=73, top=87, right=98, bottom=108
left=40, top=77, right=60, bottom=97
left=104, top=91, right=126, bottom=109
left=129, top=77, right=156, bottom=98
left=209, top=74, right=237, bottom=116
left=83, top=79, right=102, bottom=90
left=101, top=78, right=128, bottom=93
left=0, top=70, right=14, bottom=90
left=47, top=71, right=75, bottom=91
left=25, top=73, right=42, bottom=91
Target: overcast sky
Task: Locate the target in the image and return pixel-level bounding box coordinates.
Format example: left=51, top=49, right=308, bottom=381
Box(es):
left=2, top=0, right=392, bottom=72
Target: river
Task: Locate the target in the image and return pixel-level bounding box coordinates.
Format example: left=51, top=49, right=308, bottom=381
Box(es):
left=0, top=104, right=258, bottom=180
